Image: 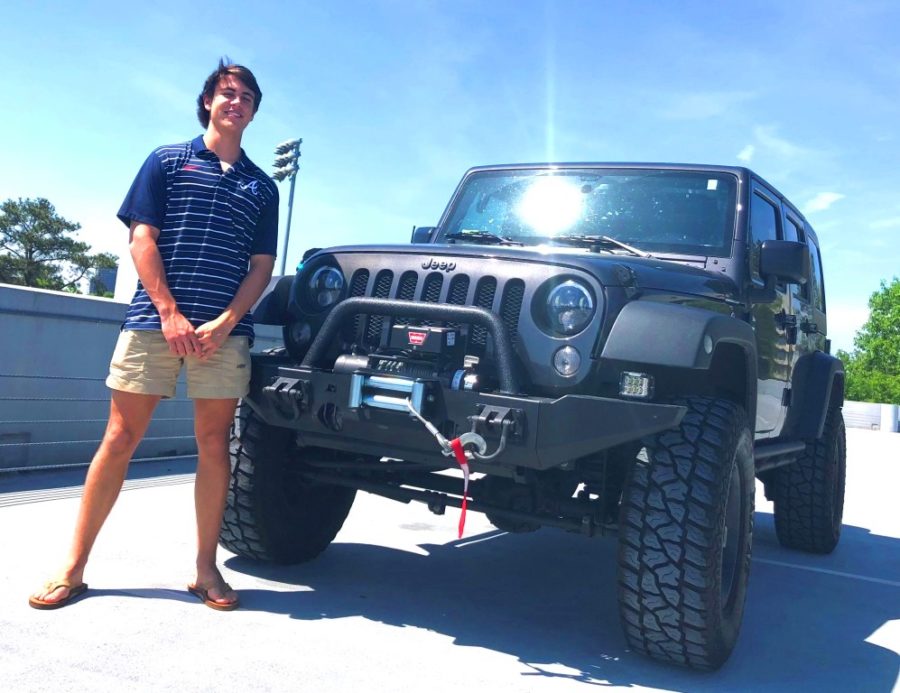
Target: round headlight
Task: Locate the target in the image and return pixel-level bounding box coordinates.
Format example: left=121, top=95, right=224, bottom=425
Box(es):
left=308, top=266, right=344, bottom=309
left=553, top=346, right=581, bottom=376
left=546, top=280, right=594, bottom=335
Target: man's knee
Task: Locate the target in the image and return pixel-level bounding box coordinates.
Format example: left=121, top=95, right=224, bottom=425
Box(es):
left=193, top=398, right=238, bottom=454
left=102, top=422, right=144, bottom=457
left=195, top=427, right=230, bottom=455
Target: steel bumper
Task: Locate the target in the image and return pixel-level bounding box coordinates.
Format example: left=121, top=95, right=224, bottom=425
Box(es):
left=245, top=354, right=686, bottom=470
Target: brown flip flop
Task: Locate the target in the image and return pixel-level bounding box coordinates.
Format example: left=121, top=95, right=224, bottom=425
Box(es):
left=29, top=580, right=88, bottom=610
left=187, top=583, right=239, bottom=611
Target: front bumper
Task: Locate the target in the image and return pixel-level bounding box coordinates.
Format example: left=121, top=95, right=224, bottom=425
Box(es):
left=245, top=353, right=686, bottom=470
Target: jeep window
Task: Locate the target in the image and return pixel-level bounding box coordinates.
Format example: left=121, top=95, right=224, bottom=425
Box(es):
left=439, top=169, right=738, bottom=257
left=808, top=236, right=826, bottom=312
left=749, top=191, right=780, bottom=281
left=785, top=215, right=809, bottom=301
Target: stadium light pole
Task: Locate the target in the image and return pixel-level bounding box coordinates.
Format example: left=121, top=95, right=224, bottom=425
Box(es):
left=272, top=138, right=302, bottom=276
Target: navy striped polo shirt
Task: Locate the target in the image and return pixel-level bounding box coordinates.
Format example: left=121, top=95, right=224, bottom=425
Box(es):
left=117, top=136, right=279, bottom=342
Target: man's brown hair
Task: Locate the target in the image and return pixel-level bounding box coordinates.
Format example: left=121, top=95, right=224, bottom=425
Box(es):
left=196, top=58, right=262, bottom=128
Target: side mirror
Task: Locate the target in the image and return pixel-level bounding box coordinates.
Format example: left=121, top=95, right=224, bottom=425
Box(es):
left=411, top=226, right=436, bottom=244
left=760, top=240, right=809, bottom=284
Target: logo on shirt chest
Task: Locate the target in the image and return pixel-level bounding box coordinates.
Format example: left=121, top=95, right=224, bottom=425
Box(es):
left=239, top=180, right=260, bottom=195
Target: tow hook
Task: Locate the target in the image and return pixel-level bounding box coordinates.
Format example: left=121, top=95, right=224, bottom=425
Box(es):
left=466, top=405, right=524, bottom=461
left=262, top=377, right=309, bottom=419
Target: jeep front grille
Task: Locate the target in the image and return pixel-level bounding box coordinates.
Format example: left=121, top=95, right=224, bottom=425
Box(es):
left=345, top=268, right=520, bottom=354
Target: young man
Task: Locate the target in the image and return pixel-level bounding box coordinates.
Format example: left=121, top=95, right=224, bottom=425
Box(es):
left=29, top=59, right=279, bottom=611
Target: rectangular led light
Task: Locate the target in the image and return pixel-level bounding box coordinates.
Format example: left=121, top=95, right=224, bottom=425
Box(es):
left=620, top=371, right=654, bottom=399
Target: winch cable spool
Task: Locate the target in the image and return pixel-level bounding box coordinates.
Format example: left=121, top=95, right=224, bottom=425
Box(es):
left=404, top=399, right=487, bottom=537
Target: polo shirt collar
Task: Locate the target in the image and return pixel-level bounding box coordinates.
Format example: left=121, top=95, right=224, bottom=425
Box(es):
left=191, top=135, right=246, bottom=168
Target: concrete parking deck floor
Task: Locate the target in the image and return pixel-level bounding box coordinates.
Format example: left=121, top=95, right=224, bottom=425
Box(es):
left=1, top=430, right=898, bottom=693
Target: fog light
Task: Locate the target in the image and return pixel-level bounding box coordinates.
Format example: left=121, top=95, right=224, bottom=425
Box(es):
left=620, top=371, right=654, bottom=399
left=553, top=346, right=581, bottom=376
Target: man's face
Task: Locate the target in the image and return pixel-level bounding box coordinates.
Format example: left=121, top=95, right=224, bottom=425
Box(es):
left=204, top=74, right=256, bottom=133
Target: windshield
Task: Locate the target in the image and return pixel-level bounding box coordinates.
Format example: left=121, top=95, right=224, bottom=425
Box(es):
left=439, top=169, right=738, bottom=257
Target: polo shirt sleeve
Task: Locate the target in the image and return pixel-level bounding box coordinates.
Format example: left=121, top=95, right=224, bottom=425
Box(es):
left=251, top=187, right=280, bottom=256
left=117, top=152, right=166, bottom=229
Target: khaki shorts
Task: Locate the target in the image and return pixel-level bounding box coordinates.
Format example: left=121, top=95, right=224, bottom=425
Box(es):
left=106, top=329, right=251, bottom=400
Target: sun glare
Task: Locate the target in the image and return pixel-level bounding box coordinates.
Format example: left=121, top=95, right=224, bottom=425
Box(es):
left=515, top=177, right=583, bottom=235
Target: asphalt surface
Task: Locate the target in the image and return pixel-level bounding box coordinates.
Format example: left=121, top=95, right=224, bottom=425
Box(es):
left=1, top=429, right=898, bottom=693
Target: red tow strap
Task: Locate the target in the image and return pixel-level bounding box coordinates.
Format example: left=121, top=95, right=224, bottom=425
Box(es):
left=449, top=437, right=470, bottom=538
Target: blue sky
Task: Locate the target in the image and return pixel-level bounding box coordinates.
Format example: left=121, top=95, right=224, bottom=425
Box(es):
left=1, top=0, right=898, bottom=353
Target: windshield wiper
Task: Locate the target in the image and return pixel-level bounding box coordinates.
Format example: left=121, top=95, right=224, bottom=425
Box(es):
left=443, top=231, right=524, bottom=246
left=549, top=234, right=652, bottom=258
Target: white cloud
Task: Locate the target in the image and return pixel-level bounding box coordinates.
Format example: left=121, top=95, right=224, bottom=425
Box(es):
left=804, top=192, right=845, bottom=214
left=753, top=125, right=806, bottom=160
left=737, top=145, right=754, bottom=162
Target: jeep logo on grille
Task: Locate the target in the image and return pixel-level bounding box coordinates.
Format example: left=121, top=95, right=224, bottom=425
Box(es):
left=422, top=258, right=456, bottom=272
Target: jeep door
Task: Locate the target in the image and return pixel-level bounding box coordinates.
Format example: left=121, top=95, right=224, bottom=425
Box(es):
left=784, top=214, right=828, bottom=355
left=748, top=182, right=795, bottom=436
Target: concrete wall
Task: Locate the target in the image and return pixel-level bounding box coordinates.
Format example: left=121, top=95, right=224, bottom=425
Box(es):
left=0, top=284, right=280, bottom=471
left=844, top=400, right=899, bottom=433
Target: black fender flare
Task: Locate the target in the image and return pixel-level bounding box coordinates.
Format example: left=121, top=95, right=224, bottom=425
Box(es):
left=600, top=301, right=758, bottom=415
left=781, top=350, right=845, bottom=440
left=601, top=301, right=757, bottom=369
left=252, top=276, right=294, bottom=325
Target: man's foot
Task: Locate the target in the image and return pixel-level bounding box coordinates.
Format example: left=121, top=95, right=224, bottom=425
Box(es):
left=188, top=570, right=239, bottom=611
left=29, top=579, right=89, bottom=610
left=187, top=582, right=239, bottom=611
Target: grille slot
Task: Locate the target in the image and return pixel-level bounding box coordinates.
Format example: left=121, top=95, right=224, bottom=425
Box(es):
left=446, top=275, right=471, bottom=329
left=346, top=269, right=370, bottom=340
left=421, top=273, right=444, bottom=303
left=499, top=279, right=525, bottom=343
left=397, top=271, right=417, bottom=301
left=420, top=272, right=444, bottom=326
left=469, top=276, right=498, bottom=348
left=365, top=270, right=394, bottom=344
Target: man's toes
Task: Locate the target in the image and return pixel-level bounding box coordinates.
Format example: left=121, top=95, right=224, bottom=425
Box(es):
left=211, top=590, right=236, bottom=604
left=34, top=585, right=67, bottom=603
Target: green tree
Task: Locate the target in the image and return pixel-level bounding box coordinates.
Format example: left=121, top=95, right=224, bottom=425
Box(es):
left=0, top=197, right=117, bottom=293
left=837, top=277, right=900, bottom=404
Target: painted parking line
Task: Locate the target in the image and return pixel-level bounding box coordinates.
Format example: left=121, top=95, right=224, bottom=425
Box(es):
left=754, top=557, right=900, bottom=588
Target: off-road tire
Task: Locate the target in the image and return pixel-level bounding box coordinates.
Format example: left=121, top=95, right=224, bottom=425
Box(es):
left=617, top=397, right=754, bottom=670
left=219, top=401, right=357, bottom=564
left=772, top=405, right=846, bottom=554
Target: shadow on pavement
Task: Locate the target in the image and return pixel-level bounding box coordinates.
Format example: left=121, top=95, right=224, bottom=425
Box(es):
left=225, top=511, right=900, bottom=691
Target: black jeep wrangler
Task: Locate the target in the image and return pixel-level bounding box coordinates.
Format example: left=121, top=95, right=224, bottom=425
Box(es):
left=220, top=163, right=846, bottom=670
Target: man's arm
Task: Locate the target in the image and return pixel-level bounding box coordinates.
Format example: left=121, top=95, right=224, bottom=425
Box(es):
left=195, top=254, right=276, bottom=357
left=129, top=221, right=202, bottom=356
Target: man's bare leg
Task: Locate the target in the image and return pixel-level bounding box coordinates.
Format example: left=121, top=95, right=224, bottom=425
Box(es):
left=191, top=397, right=239, bottom=606
left=31, top=390, right=161, bottom=604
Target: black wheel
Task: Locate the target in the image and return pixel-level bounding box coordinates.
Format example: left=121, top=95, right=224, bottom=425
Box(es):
left=772, top=405, right=846, bottom=554
left=219, top=401, right=357, bottom=564
left=617, top=397, right=754, bottom=670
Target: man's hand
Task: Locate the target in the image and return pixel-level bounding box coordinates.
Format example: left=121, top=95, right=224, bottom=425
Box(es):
left=195, top=316, right=233, bottom=359
left=161, top=311, right=202, bottom=357
left=129, top=221, right=202, bottom=356
left=193, top=254, right=274, bottom=360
